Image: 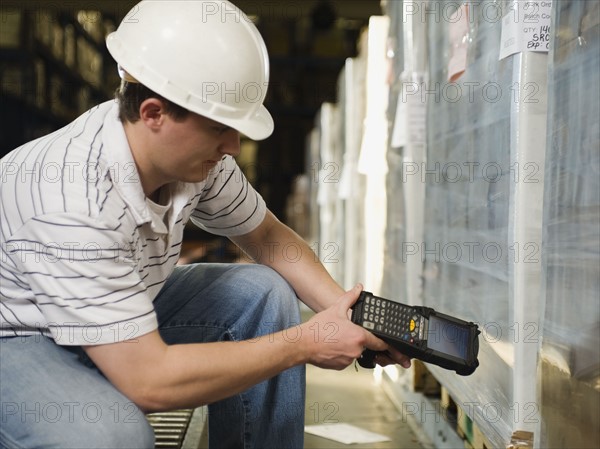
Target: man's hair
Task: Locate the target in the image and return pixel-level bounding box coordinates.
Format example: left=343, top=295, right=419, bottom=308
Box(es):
left=115, top=81, right=190, bottom=123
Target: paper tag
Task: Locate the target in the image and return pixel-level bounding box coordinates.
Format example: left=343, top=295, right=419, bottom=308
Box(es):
left=448, top=3, right=470, bottom=82
left=391, top=74, right=427, bottom=148
left=391, top=96, right=407, bottom=148
left=499, top=0, right=552, bottom=60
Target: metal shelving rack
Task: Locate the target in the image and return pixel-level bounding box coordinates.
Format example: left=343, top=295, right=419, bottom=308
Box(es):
left=0, top=7, right=117, bottom=156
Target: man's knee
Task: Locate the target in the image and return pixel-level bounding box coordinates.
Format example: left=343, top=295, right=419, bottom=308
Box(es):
left=228, top=265, right=301, bottom=334
left=244, top=265, right=300, bottom=320
left=238, top=265, right=296, bottom=300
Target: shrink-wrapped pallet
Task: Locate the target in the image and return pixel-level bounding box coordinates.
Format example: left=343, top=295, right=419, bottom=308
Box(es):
left=381, top=0, right=411, bottom=302
left=339, top=52, right=368, bottom=289
left=382, top=0, right=428, bottom=304
left=357, top=16, right=391, bottom=293
left=420, top=0, right=549, bottom=445
left=538, top=1, right=600, bottom=448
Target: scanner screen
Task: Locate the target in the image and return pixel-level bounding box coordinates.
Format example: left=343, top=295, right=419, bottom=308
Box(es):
left=427, top=315, right=469, bottom=359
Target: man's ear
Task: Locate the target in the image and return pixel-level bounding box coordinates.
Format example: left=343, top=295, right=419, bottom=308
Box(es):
left=139, top=98, right=167, bottom=130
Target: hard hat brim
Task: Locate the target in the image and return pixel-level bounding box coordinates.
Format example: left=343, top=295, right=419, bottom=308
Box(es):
left=224, top=105, right=274, bottom=141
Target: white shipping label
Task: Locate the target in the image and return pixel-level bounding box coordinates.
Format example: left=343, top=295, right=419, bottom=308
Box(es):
left=499, top=0, right=552, bottom=60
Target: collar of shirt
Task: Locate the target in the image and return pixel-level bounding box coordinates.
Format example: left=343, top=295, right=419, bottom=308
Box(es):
left=100, top=101, right=199, bottom=234
left=101, top=101, right=151, bottom=228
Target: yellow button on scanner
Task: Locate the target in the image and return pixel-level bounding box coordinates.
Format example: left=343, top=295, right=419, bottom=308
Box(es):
left=409, top=319, right=416, bottom=332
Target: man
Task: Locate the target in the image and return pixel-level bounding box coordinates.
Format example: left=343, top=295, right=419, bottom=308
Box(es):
left=0, top=1, right=410, bottom=447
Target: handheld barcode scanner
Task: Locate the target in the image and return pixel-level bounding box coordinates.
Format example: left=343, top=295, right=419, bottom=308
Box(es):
left=351, top=291, right=480, bottom=376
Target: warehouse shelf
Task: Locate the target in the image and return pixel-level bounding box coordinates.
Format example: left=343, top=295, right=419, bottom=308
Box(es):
left=0, top=8, right=116, bottom=156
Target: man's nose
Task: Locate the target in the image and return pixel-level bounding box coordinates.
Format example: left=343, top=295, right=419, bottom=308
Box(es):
left=218, top=130, right=241, bottom=157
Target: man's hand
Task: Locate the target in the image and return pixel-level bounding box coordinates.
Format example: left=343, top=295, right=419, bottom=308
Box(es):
left=299, top=284, right=388, bottom=370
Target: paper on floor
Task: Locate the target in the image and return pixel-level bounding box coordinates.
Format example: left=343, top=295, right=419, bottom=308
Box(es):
left=304, top=423, right=391, bottom=445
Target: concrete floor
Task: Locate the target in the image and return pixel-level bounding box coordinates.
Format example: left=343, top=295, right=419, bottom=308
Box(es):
left=304, top=363, right=425, bottom=449
left=188, top=364, right=425, bottom=449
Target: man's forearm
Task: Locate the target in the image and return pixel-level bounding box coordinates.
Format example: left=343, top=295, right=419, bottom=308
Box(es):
left=232, top=211, right=345, bottom=312
left=266, top=234, right=344, bottom=312
left=85, top=327, right=309, bottom=413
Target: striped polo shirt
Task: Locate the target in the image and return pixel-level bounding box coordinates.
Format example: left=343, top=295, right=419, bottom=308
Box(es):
left=0, top=100, right=266, bottom=345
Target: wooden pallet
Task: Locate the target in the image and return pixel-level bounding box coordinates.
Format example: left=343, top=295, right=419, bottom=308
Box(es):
left=440, top=385, right=533, bottom=449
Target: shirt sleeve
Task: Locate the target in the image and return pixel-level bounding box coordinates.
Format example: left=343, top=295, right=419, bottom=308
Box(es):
left=3, top=212, right=158, bottom=345
left=190, top=156, right=267, bottom=236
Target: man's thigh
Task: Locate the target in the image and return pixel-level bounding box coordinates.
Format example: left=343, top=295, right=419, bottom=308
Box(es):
left=154, top=263, right=301, bottom=344
left=0, top=336, right=154, bottom=449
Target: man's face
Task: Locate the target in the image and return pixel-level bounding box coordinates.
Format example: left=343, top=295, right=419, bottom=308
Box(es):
left=150, top=112, right=241, bottom=184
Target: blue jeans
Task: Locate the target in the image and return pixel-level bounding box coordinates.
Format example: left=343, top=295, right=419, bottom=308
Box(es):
left=0, top=263, right=305, bottom=449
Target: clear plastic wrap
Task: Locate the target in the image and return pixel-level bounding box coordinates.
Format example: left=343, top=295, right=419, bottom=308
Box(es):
left=315, top=102, right=343, bottom=281
left=311, top=0, right=598, bottom=447
left=381, top=0, right=408, bottom=301
left=381, top=0, right=427, bottom=304
left=421, top=0, right=549, bottom=446
left=538, top=1, right=600, bottom=448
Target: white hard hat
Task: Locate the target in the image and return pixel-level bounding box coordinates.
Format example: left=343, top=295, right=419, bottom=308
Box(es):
left=106, top=0, right=274, bottom=140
